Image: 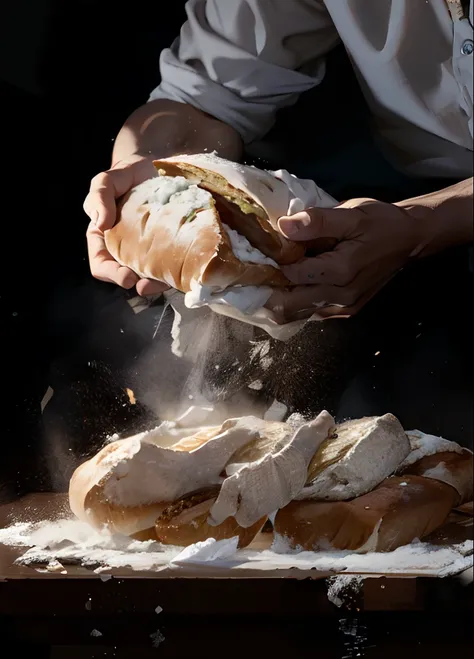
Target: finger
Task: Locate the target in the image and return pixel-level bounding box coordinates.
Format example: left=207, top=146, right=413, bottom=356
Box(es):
left=86, top=224, right=138, bottom=288
left=208, top=478, right=240, bottom=526
left=315, top=275, right=394, bottom=319
left=136, top=279, right=170, bottom=297
left=282, top=240, right=362, bottom=286
left=83, top=181, right=116, bottom=232
left=272, top=258, right=397, bottom=320
left=84, top=158, right=156, bottom=231
left=267, top=286, right=329, bottom=322
left=278, top=205, right=359, bottom=242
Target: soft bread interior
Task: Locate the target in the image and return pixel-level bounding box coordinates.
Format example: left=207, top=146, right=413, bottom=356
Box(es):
left=154, top=159, right=304, bottom=264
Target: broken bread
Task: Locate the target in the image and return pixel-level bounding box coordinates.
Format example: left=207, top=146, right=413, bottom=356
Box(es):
left=70, top=410, right=471, bottom=553
left=104, top=153, right=307, bottom=295
left=299, top=414, right=411, bottom=501
left=154, top=486, right=266, bottom=548
left=275, top=434, right=473, bottom=552
left=68, top=411, right=335, bottom=544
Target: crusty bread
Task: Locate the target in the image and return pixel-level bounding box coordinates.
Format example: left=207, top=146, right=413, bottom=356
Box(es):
left=298, top=414, right=411, bottom=501
left=104, top=153, right=306, bottom=294
left=68, top=428, right=219, bottom=537
left=275, top=475, right=459, bottom=553
left=399, top=449, right=473, bottom=506
left=105, top=175, right=288, bottom=294
left=68, top=415, right=330, bottom=541
left=154, top=153, right=304, bottom=264
left=154, top=487, right=266, bottom=548
left=70, top=410, right=471, bottom=552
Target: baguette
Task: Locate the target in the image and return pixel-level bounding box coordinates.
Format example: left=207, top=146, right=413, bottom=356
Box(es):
left=153, top=486, right=266, bottom=548
left=274, top=475, right=459, bottom=552
left=68, top=414, right=333, bottom=543
left=275, top=448, right=473, bottom=552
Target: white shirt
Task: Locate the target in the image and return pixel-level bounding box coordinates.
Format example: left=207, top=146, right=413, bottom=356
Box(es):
left=149, top=0, right=474, bottom=179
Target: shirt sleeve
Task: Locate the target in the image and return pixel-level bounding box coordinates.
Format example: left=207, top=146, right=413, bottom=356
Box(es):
left=148, top=0, right=339, bottom=143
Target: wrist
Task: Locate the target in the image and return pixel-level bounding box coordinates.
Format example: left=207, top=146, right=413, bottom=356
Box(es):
left=396, top=179, right=474, bottom=258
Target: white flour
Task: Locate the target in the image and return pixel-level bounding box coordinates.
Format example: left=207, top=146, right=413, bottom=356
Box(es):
left=0, top=518, right=471, bottom=577
left=222, top=224, right=279, bottom=267
left=399, top=430, right=467, bottom=469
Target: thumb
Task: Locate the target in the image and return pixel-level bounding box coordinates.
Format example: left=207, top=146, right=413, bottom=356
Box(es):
left=278, top=206, right=356, bottom=242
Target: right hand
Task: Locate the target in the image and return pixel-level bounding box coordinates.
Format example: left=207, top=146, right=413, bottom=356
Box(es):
left=84, top=155, right=169, bottom=296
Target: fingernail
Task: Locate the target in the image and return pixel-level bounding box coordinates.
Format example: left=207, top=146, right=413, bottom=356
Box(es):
left=278, top=218, right=301, bottom=236
left=123, top=274, right=138, bottom=289
left=278, top=215, right=310, bottom=236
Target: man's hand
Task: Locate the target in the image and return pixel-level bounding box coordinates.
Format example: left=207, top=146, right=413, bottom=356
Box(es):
left=270, top=177, right=473, bottom=323
left=271, top=198, right=425, bottom=320
left=84, top=155, right=169, bottom=296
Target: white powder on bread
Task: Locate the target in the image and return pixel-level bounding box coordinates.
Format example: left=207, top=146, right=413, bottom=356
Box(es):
left=139, top=175, right=211, bottom=215
left=398, top=430, right=467, bottom=470
left=222, top=224, right=279, bottom=267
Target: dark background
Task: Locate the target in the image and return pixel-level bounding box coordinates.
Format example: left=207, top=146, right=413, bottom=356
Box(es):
left=2, top=0, right=472, bottom=503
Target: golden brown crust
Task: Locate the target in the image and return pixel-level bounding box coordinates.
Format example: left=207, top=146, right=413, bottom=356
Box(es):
left=79, top=482, right=168, bottom=537
left=153, top=158, right=304, bottom=264
left=398, top=449, right=473, bottom=506
left=154, top=488, right=266, bottom=548
left=105, top=175, right=290, bottom=293
left=275, top=475, right=458, bottom=552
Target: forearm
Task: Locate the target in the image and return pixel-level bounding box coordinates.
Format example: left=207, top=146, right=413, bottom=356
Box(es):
left=397, top=177, right=474, bottom=258
left=112, top=99, right=243, bottom=166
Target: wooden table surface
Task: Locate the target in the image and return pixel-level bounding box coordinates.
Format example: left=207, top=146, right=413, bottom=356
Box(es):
left=1, top=494, right=472, bottom=658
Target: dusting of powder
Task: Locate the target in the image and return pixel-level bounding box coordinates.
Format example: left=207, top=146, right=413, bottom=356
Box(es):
left=0, top=520, right=471, bottom=577
left=398, top=430, right=466, bottom=470
left=139, top=175, right=211, bottom=217
left=222, top=224, right=279, bottom=267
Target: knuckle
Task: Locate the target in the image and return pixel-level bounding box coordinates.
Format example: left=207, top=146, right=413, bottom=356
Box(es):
left=90, top=170, right=111, bottom=189
left=89, top=264, right=101, bottom=279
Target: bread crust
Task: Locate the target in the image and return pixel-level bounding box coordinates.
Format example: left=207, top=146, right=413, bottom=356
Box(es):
left=105, top=153, right=307, bottom=294
left=275, top=475, right=459, bottom=552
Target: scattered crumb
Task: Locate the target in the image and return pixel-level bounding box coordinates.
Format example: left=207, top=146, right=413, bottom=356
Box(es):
left=150, top=629, right=165, bottom=648
left=99, top=574, right=112, bottom=582
left=327, top=575, right=363, bottom=608
left=125, top=388, right=136, bottom=405
left=40, top=386, right=54, bottom=413
left=248, top=380, right=263, bottom=391
left=90, top=629, right=103, bottom=638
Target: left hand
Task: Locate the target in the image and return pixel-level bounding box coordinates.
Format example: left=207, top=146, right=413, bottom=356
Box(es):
left=269, top=197, right=428, bottom=321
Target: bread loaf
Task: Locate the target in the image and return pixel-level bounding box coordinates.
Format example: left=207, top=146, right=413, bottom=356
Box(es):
left=275, top=447, right=473, bottom=552
left=69, top=412, right=334, bottom=543
left=298, top=414, right=411, bottom=501
left=275, top=475, right=459, bottom=552
left=104, top=153, right=305, bottom=295
left=154, top=487, right=266, bottom=548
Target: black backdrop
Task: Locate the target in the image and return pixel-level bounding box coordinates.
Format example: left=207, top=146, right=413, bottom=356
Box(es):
left=1, top=1, right=472, bottom=502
